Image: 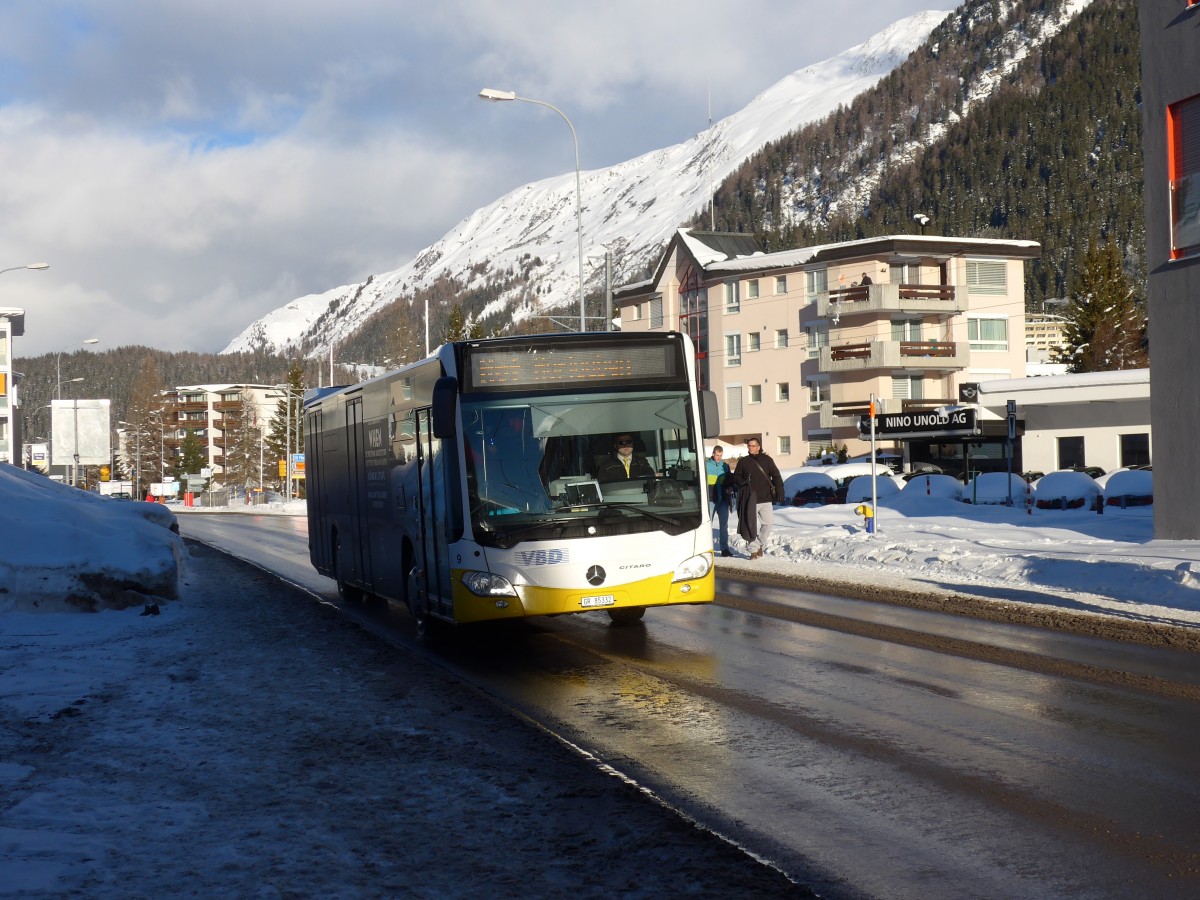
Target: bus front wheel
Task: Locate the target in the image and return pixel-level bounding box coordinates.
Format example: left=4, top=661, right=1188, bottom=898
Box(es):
left=608, top=607, right=646, bottom=626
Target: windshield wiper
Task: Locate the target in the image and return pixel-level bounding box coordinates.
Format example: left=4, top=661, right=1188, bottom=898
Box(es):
left=554, top=501, right=681, bottom=528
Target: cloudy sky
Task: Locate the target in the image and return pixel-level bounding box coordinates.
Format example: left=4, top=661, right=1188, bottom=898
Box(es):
left=0, top=0, right=939, bottom=358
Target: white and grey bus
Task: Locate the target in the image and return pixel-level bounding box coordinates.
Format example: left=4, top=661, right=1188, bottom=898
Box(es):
left=303, top=331, right=721, bottom=631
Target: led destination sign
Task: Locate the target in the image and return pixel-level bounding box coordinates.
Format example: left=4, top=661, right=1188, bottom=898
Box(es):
left=464, top=338, right=686, bottom=392
left=859, top=407, right=978, bottom=439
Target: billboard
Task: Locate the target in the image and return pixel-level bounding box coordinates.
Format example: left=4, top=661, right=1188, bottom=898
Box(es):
left=51, top=399, right=111, bottom=466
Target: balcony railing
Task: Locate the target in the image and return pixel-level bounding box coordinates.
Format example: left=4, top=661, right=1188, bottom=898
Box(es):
left=817, top=283, right=962, bottom=318
left=820, top=340, right=969, bottom=372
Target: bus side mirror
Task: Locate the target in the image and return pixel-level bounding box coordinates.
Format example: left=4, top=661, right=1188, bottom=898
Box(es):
left=700, top=390, right=721, bottom=440
left=432, top=376, right=458, bottom=439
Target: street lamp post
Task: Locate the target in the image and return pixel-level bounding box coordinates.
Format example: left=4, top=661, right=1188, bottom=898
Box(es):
left=270, top=384, right=300, bottom=502
left=56, top=338, right=100, bottom=399
left=118, top=421, right=142, bottom=500
left=480, top=88, right=585, bottom=332
left=72, top=396, right=80, bottom=488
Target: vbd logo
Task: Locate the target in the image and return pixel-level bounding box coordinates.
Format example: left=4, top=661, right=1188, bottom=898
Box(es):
left=516, top=549, right=569, bottom=566
left=586, top=565, right=606, bottom=586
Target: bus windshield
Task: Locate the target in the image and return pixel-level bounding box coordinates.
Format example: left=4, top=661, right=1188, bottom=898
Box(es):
left=462, top=391, right=704, bottom=549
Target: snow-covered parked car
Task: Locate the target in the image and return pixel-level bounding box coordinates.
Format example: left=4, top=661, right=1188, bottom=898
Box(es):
left=1103, top=468, right=1153, bottom=507
left=844, top=473, right=904, bottom=505
left=900, top=473, right=963, bottom=500
left=962, top=472, right=1029, bottom=505
left=783, top=470, right=838, bottom=506
left=803, top=463, right=896, bottom=503
left=1033, top=470, right=1103, bottom=510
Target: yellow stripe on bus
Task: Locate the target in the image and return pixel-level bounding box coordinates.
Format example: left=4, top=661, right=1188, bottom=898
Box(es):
left=450, top=568, right=714, bottom=623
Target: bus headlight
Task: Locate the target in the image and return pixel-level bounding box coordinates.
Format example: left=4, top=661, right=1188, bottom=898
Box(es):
left=462, top=571, right=518, bottom=597
left=672, top=552, right=713, bottom=583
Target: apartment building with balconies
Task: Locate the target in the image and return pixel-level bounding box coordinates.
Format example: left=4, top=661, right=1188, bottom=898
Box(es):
left=615, top=229, right=1040, bottom=471
left=0, top=307, right=24, bottom=466
left=156, top=383, right=278, bottom=483
left=1024, top=312, right=1069, bottom=362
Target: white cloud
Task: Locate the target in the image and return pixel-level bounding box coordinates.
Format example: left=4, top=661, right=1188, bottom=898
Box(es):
left=0, top=0, right=937, bottom=356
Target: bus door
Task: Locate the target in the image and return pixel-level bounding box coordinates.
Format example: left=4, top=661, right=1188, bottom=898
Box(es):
left=415, top=408, right=452, bottom=618
left=306, top=409, right=330, bottom=569
left=345, top=397, right=373, bottom=589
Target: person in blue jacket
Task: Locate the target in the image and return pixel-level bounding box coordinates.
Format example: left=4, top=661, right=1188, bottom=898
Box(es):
left=706, top=445, right=732, bottom=557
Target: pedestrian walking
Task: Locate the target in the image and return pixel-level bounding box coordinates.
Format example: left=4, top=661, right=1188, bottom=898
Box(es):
left=734, top=438, right=785, bottom=560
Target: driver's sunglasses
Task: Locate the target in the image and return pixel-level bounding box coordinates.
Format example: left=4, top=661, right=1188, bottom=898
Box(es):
left=616, top=439, right=634, bottom=446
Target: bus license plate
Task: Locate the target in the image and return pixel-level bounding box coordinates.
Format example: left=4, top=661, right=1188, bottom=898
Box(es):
left=580, top=594, right=615, bottom=608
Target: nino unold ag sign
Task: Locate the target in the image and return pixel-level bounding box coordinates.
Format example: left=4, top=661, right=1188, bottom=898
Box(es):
left=860, top=407, right=978, bottom=439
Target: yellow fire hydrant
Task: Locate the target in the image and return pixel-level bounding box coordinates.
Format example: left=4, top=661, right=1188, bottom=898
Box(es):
left=854, top=503, right=876, bottom=533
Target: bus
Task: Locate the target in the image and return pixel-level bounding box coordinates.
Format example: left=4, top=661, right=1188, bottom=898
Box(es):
left=303, top=331, right=721, bottom=632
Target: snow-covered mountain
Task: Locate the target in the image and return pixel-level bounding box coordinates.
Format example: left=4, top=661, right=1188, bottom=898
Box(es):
left=224, top=11, right=952, bottom=358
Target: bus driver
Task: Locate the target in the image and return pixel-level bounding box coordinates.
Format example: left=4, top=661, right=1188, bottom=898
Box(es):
left=596, top=433, right=654, bottom=482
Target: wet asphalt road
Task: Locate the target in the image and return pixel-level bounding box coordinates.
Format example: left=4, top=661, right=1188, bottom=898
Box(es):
left=181, top=513, right=1200, bottom=899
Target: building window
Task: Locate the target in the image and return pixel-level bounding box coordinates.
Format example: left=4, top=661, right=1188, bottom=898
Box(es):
left=725, top=385, right=743, bottom=420
left=892, top=374, right=924, bottom=400
left=968, top=317, right=1009, bottom=351
left=747, top=332, right=761, bottom=352
left=775, top=329, right=789, bottom=349
left=777, top=382, right=790, bottom=402
left=725, top=333, right=742, bottom=366
left=749, top=384, right=762, bottom=404
left=1168, top=92, right=1200, bottom=258
left=966, top=259, right=1007, bottom=294
left=806, top=269, right=828, bottom=296
left=778, top=436, right=791, bottom=455
left=1120, top=433, right=1150, bottom=468
left=649, top=294, right=663, bottom=329
left=775, top=275, right=787, bottom=294
left=807, top=377, right=830, bottom=411
left=747, top=279, right=760, bottom=299
left=725, top=281, right=740, bottom=314
left=891, top=318, right=922, bottom=341
left=1057, top=436, right=1085, bottom=469
left=805, top=323, right=829, bottom=359
left=890, top=261, right=921, bottom=284
left=625, top=303, right=641, bottom=321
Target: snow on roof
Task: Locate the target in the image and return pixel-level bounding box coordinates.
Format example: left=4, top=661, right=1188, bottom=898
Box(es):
left=979, top=368, right=1149, bottom=395
left=701, top=233, right=1041, bottom=275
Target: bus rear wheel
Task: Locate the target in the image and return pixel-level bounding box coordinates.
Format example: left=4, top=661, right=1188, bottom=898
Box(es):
left=608, top=607, right=646, bottom=625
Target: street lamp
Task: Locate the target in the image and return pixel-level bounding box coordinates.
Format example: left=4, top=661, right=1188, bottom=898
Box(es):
left=269, top=384, right=302, bottom=502
left=118, top=420, right=142, bottom=500
left=56, top=338, right=100, bottom=399
left=480, top=87, right=585, bottom=332
left=0, top=262, right=49, bottom=276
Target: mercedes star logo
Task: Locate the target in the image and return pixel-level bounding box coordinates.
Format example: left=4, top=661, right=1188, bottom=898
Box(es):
left=586, top=565, right=606, bottom=586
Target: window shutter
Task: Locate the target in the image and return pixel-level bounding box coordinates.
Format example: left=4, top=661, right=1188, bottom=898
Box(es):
left=966, top=260, right=1007, bottom=294
left=725, top=386, right=743, bottom=420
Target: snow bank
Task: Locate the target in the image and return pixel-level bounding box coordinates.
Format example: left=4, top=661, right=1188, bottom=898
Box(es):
left=0, top=464, right=184, bottom=612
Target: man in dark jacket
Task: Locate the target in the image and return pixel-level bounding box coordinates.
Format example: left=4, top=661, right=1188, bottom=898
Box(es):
left=596, top=433, right=655, bottom=483
left=733, top=437, right=785, bottom=559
